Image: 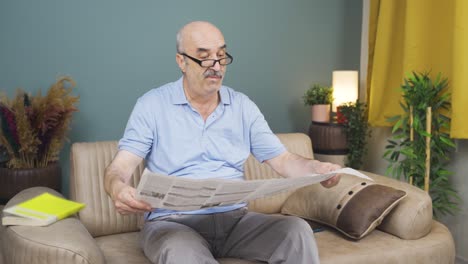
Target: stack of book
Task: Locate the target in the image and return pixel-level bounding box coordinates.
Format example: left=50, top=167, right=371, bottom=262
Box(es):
left=2, top=192, right=85, bottom=227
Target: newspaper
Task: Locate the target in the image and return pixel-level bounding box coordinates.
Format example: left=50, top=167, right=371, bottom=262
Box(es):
left=135, top=168, right=372, bottom=211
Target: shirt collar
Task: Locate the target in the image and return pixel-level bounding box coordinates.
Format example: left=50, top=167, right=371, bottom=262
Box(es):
left=171, top=77, right=188, bottom=105
left=219, top=86, right=231, bottom=105
left=171, top=76, right=231, bottom=105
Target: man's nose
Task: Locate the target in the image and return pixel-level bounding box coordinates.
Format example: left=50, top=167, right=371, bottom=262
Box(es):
left=211, top=60, right=222, bottom=71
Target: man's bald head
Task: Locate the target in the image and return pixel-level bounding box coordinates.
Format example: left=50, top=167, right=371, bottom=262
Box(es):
left=176, top=21, right=224, bottom=53
left=175, top=21, right=228, bottom=96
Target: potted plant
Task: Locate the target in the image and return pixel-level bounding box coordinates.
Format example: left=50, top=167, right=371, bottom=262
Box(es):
left=337, top=100, right=370, bottom=169
left=0, top=76, right=79, bottom=203
left=303, top=84, right=333, bottom=123
left=383, top=71, right=459, bottom=217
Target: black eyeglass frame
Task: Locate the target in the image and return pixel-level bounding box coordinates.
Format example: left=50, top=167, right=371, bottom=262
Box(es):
left=179, top=52, right=233, bottom=68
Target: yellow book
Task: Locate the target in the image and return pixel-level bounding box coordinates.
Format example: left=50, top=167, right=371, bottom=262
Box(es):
left=2, top=192, right=85, bottom=227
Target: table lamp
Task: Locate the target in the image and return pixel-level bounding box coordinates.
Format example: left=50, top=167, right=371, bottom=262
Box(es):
left=332, top=71, right=359, bottom=111
left=332, top=71, right=359, bottom=123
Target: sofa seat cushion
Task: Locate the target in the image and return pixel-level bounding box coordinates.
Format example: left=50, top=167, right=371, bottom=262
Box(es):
left=95, top=232, right=150, bottom=264
left=94, top=221, right=454, bottom=264
left=317, top=221, right=455, bottom=264
left=95, top=232, right=261, bottom=264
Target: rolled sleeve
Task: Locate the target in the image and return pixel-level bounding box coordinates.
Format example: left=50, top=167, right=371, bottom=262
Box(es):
left=246, top=99, right=286, bottom=162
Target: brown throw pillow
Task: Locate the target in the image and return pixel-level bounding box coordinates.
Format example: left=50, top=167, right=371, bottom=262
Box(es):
left=281, top=173, right=407, bottom=240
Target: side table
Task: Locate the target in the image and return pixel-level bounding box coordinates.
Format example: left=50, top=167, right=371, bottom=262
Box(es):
left=308, top=121, right=348, bottom=167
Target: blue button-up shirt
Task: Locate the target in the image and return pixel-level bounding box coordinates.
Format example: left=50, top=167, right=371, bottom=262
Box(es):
left=119, top=77, right=286, bottom=219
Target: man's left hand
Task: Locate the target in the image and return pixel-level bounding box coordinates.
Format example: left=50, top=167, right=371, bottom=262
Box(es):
left=320, top=174, right=341, bottom=188
left=315, top=161, right=341, bottom=188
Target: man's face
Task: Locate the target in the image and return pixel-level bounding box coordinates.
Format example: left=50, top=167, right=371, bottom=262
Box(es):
left=177, top=24, right=228, bottom=96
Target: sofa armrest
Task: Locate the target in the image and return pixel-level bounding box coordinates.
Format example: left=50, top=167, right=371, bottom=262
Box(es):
left=1, top=187, right=105, bottom=264
left=362, top=171, right=433, bottom=239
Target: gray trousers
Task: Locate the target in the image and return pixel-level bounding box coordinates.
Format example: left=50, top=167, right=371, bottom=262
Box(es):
left=140, top=207, right=320, bottom=264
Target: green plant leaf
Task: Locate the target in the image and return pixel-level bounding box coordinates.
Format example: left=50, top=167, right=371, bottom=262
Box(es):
left=392, top=119, right=404, bottom=133
left=440, top=136, right=456, bottom=147
left=382, top=71, right=459, bottom=217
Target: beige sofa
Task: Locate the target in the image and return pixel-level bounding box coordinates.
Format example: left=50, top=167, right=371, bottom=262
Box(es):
left=0, top=133, right=455, bottom=264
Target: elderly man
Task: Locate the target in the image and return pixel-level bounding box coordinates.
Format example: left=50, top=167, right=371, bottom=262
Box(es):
left=104, top=21, right=340, bottom=264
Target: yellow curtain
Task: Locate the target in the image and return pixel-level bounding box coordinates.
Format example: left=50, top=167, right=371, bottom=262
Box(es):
left=367, top=0, right=468, bottom=138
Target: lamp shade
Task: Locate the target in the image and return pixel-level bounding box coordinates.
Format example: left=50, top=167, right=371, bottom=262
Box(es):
left=332, top=71, right=358, bottom=110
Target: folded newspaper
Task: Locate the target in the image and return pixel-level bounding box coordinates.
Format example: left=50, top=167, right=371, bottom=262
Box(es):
left=136, top=168, right=371, bottom=211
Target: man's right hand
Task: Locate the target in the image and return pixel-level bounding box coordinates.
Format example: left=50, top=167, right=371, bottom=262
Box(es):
left=111, top=182, right=152, bottom=215
left=104, top=150, right=152, bottom=215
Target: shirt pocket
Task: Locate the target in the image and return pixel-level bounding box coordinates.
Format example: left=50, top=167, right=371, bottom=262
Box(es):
left=207, top=129, right=249, bottom=171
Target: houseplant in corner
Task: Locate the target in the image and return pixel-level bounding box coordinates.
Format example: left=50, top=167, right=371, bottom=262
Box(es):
left=383, top=71, right=459, bottom=217
left=0, top=76, right=79, bottom=203
left=303, top=84, right=333, bottom=123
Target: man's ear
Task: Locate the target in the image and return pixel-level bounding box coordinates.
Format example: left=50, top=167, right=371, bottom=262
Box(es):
left=176, top=53, right=186, bottom=73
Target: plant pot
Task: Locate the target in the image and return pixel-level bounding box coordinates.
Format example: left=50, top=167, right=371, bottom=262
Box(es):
left=308, top=122, right=348, bottom=154
left=311, top=104, right=330, bottom=123
left=0, top=163, right=61, bottom=204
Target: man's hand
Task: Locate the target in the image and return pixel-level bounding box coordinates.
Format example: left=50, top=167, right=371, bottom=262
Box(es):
left=111, top=182, right=152, bottom=215
left=104, top=150, right=152, bottom=215
left=265, top=151, right=342, bottom=188
left=314, top=161, right=341, bottom=188
left=320, top=174, right=341, bottom=188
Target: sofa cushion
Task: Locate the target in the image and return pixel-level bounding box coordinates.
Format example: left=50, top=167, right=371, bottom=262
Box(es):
left=281, top=174, right=407, bottom=240
left=316, top=221, right=455, bottom=264
left=93, top=222, right=455, bottom=264
left=95, top=232, right=262, bottom=264
left=362, top=171, right=433, bottom=239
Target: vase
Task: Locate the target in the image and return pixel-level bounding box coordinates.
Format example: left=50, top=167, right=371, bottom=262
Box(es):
left=0, top=163, right=61, bottom=204
left=311, top=104, right=331, bottom=123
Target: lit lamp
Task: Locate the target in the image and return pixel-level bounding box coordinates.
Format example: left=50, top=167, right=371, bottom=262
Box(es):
left=308, top=71, right=358, bottom=166
left=332, top=70, right=359, bottom=123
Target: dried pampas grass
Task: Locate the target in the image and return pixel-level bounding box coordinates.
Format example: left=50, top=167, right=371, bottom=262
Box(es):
left=0, top=76, right=79, bottom=168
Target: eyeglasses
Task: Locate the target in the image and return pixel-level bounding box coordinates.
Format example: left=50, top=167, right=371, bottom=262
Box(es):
left=179, top=52, right=233, bottom=68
